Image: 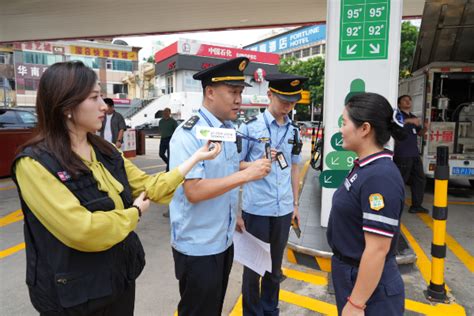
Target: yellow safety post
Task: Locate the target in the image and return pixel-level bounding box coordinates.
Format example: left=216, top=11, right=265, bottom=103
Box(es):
left=427, top=146, right=449, bottom=302
left=311, top=125, right=317, bottom=156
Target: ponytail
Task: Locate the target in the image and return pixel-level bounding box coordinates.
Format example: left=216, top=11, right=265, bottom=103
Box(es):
left=346, top=92, right=406, bottom=146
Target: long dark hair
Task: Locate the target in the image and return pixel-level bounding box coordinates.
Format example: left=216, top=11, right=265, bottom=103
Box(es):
left=346, top=92, right=406, bottom=146
left=20, top=61, right=115, bottom=175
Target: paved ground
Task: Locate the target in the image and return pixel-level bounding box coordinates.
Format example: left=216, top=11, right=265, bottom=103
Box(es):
left=1, top=138, right=472, bottom=315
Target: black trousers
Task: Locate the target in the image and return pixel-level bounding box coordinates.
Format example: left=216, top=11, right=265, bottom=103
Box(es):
left=40, top=282, right=135, bottom=316
left=172, top=246, right=234, bottom=316
left=394, top=156, right=426, bottom=207
left=242, top=211, right=292, bottom=316
left=159, top=137, right=171, bottom=172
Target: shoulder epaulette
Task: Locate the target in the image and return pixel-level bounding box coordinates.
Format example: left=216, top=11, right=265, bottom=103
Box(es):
left=243, top=116, right=257, bottom=124
left=183, top=115, right=200, bottom=130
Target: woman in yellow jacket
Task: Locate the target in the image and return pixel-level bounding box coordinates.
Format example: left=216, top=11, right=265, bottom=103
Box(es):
left=12, top=61, right=221, bottom=316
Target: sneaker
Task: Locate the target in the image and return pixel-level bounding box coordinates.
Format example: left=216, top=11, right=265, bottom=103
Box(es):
left=163, top=210, right=170, bottom=218
left=408, top=206, right=429, bottom=214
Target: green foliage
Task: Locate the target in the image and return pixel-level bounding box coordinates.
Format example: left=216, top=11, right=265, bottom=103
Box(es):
left=399, top=21, right=419, bottom=79
left=146, top=55, right=155, bottom=63
left=278, top=56, right=325, bottom=120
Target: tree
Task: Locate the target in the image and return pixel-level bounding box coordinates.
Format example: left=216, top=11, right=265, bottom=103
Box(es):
left=142, top=55, right=155, bottom=63
left=278, top=56, right=325, bottom=121
left=399, top=21, right=419, bottom=79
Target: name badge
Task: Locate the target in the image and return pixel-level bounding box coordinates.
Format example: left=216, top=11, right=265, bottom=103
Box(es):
left=412, top=128, right=417, bottom=134
left=196, top=126, right=236, bottom=142
left=276, top=152, right=288, bottom=170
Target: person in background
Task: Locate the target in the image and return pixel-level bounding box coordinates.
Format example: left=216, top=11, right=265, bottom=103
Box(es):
left=238, top=73, right=307, bottom=316
left=169, top=57, right=272, bottom=316
left=394, top=95, right=429, bottom=213
left=158, top=108, right=177, bottom=172
left=12, top=61, right=221, bottom=316
left=327, top=93, right=406, bottom=316
left=100, top=98, right=127, bottom=148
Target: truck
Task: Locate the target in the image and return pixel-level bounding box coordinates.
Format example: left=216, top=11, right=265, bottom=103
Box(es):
left=399, top=62, right=474, bottom=187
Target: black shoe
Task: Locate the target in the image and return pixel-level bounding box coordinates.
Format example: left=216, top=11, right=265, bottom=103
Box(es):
left=163, top=210, right=170, bottom=218
left=408, top=206, right=429, bottom=214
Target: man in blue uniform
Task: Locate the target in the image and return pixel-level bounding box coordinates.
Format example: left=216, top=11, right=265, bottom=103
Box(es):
left=327, top=151, right=405, bottom=315
left=238, top=74, right=307, bottom=316
left=169, top=57, right=272, bottom=316
left=394, top=95, right=429, bottom=213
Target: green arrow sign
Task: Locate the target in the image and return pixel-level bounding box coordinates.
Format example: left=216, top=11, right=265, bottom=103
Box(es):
left=325, top=151, right=357, bottom=170
left=339, top=0, right=390, bottom=60
left=338, top=115, right=343, bottom=128
left=319, top=170, right=349, bottom=188
left=330, top=132, right=345, bottom=151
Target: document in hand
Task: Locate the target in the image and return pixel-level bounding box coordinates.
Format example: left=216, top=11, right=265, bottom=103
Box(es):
left=233, top=230, right=272, bottom=276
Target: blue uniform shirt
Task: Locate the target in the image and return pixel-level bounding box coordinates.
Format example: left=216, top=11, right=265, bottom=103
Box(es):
left=238, top=110, right=301, bottom=217
left=169, top=107, right=239, bottom=256
left=327, top=150, right=405, bottom=260
left=394, top=111, right=421, bottom=158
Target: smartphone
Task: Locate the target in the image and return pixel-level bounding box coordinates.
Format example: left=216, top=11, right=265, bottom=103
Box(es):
left=265, top=143, right=271, bottom=159
left=291, top=218, right=301, bottom=238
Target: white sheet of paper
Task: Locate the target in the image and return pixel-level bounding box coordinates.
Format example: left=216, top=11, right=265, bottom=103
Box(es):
left=233, top=230, right=272, bottom=276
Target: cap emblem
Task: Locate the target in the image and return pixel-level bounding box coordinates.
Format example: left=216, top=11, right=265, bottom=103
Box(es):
left=239, top=60, right=247, bottom=71
left=290, top=80, right=300, bottom=87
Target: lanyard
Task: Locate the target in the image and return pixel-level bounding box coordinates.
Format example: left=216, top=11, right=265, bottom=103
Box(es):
left=198, top=109, right=214, bottom=127
left=236, top=131, right=264, bottom=143
left=263, top=114, right=290, bottom=149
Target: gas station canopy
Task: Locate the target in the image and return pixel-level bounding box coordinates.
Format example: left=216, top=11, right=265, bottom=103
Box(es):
left=412, top=0, right=474, bottom=71
left=0, top=0, right=425, bottom=43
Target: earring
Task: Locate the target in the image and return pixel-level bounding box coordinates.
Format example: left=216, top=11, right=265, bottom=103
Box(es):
left=67, top=114, right=72, bottom=119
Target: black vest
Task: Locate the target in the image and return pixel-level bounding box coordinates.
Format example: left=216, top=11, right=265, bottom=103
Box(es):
left=12, top=145, right=145, bottom=313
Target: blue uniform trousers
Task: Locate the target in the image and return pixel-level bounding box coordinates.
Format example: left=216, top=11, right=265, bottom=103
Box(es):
left=242, top=211, right=292, bottom=316
left=331, top=255, right=405, bottom=316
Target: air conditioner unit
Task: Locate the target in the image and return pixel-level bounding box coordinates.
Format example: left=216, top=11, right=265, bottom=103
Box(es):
left=115, top=93, right=127, bottom=99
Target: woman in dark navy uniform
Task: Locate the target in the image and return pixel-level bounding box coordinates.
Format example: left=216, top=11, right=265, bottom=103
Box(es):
left=327, top=93, right=407, bottom=316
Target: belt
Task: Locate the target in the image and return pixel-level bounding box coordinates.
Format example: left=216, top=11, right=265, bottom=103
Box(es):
left=332, top=248, right=360, bottom=267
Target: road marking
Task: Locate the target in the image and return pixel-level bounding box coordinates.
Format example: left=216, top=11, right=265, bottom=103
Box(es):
left=0, top=209, right=23, bottom=227
left=229, top=295, right=243, bottom=316
left=299, top=159, right=311, bottom=193
left=417, top=213, right=474, bottom=273
left=405, top=198, right=474, bottom=206
left=0, top=243, right=25, bottom=259
left=141, top=164, right=166, bottom=171
left=280, top=290, right=338, bottom=315
left=405, top=299, right=466, bottom=316
left=400, top=223, right=450, bottom=291
left=282, top=267, right=328, bottom=286
left=228, top=266, right=466, bottom=316
left=0, top=185, right=16, bottom=191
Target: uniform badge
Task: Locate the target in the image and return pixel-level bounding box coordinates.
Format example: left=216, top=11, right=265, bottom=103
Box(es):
left=57, top=171, right=71, bottom=182
left=369, top=193, right=385, bottom=211
left=290, top=80, right=300, bottom=87
left=258, top=137, right=270, bottom=143
left=239, top=60, right=247, bottom=71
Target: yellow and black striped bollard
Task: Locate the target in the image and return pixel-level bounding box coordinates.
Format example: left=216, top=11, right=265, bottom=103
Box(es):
left=427, top=146, right=449, bottom=302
